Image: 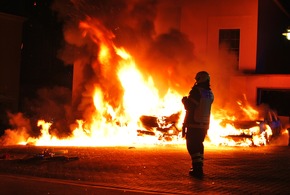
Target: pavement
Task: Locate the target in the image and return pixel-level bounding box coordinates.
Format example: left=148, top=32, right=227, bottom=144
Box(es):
left=0, top=137, right=289, bottom=195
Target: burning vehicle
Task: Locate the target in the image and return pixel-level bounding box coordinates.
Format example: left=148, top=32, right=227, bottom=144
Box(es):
left=218, top=110, right=283, bottom=146
left=137, top=112, right=182, bottom=142
left=135, top=104, right=284, bottom=147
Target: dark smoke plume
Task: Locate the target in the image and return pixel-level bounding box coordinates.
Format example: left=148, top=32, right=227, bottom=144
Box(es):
left=51, top=0, right=199, bottom=122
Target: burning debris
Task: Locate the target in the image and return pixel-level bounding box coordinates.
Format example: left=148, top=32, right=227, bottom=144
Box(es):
left=138, top=112, right=181, bottom=141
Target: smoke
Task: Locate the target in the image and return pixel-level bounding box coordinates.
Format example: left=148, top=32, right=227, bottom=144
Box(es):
left=138, top=28, right=198, bottom=96
left=50, top=0, right=200, bottom=120
left=205, top=46, right=241, bottom=112
left=0, top=0, right=258, bottom=144
left=23, top=86, right=74, bottom=137
left=0, top=112, right=31, bottom=146
left=50, top=0, right=242, bottom=127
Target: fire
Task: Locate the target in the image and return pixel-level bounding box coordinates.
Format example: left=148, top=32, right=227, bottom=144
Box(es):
left=207, top=116, right=272, bottom=147
left=7, top=18, right=276, bottom=147
left=207, top=100, right=275, bottom=147
left=20, top=47, right=184, bottom=146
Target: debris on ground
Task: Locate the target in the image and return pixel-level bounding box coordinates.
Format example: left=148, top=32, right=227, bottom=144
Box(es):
left=0, top=148, right=79, bottom=162
left=0, top=153, right=10, bottom=160
left=30, top=148, right=79, bottom=161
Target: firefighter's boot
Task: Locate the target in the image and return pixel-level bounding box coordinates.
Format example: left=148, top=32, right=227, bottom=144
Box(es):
left=189, top=162, right=204, bottom=178
left=189, top=153, right=204, bottom=178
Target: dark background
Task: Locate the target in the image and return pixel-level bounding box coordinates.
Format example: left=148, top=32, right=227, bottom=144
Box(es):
left=0, top=0, right=73, bottom=110
left=257, top=0, right=290, bottom=73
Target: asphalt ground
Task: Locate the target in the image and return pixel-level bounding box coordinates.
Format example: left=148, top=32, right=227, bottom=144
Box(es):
left=0, top=137, right=289, bottom=194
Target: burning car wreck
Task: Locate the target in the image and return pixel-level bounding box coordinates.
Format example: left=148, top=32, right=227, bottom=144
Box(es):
left=137, top=112, right=182, bottom=142
left=218, top=110, right=283, bottom=146
left=136, top=107, right=285, bottom=147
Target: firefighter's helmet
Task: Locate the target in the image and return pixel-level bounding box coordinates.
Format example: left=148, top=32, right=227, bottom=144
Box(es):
left=195, top=71, right=210, bottom=83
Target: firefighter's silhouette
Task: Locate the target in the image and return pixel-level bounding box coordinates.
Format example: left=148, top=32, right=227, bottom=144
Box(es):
left=182, top=71, right=214, bottom=178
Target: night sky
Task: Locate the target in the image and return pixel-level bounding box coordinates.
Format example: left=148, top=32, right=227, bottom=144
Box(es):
left=256, top=0, right=290, bottom=74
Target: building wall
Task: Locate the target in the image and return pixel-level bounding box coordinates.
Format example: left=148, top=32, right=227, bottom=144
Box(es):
left=0, top=12, right=24, bottom=130
left=180, top=0, right=258, bottom=72
left=0, top=12, right=24, bottom=111
left=230, top=74, right=290, bottom=103
left=156, top=0, right=290, bottom=117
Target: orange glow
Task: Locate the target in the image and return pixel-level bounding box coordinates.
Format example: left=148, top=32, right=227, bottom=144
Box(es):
left=14, top=18, right=275, bottom=147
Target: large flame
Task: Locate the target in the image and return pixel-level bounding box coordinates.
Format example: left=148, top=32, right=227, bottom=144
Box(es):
left=14, top=18, right=274, bottom=147
left=21, top=48, right=184, bottom=146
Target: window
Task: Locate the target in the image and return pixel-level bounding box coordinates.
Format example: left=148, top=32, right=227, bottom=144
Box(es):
left=219, top=29, right=240, bottom=63
left=257, top=88, right=290, bottom=116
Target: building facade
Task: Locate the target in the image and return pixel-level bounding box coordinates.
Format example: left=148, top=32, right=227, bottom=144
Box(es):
left=157, top=0, right=290, bottom=118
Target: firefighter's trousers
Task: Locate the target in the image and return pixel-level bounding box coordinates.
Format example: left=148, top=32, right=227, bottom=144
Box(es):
left=186, top=127, right=207, bottom=168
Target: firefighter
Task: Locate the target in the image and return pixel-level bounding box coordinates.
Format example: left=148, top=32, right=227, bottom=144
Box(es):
left=182, top=71, right=214, bottom=178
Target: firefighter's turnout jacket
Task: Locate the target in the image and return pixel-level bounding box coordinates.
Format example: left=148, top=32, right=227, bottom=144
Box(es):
left=182, top=83, right=214, bottom=129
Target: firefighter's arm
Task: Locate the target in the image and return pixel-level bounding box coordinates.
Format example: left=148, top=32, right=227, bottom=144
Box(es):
left=182, top=96, right=188, bottom=104
left=182, top=96, right=191, bottom=110
left=182, top=95, right=199, bottom=111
